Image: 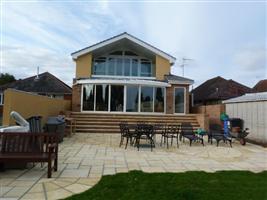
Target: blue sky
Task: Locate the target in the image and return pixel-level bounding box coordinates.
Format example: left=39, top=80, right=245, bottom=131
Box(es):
left=1, top=1, right=266, bottom=87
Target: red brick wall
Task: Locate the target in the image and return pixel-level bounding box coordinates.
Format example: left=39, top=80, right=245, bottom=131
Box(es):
left=72, top=84, right=82, bottom=112
left=192, top=104, right=225, bottom=125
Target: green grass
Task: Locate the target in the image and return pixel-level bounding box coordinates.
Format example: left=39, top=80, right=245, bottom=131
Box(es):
left=65, top=170, right=267, bottom=200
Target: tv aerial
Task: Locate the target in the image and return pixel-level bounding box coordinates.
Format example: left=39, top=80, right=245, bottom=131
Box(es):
left=180, top=57, right=193, bottom=77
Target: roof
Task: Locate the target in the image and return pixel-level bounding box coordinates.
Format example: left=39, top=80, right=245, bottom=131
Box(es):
left=71, top=32, right=176, bottom=64
left=164, top=74, right=194, bottom=85
left=223, top=92, right=267, bottom=103
left=192, top=76, right=252, bottom=102
left=0, top=72, right=72, bottom=94
left=253, top=79, right=267, bottom=92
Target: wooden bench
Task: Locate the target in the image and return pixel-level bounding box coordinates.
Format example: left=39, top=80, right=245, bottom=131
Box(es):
left=0, top=132, right=59, bottom=178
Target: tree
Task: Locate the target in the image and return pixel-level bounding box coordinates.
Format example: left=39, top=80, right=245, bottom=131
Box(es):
left=0, top=73, right=16, bottom=85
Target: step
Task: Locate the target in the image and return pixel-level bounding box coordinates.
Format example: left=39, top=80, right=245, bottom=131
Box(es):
left=75, top=121, right=199, bottom=126
left=71, top=112, right=200, bottom=134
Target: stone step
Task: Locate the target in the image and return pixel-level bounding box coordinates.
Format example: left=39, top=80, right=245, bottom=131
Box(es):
left=75, top=121, right=199, bottom=125
left=71, top=112, right=200, bottom=134
left=71, top=113, right=197, bottom=119
left=75, top=124, right=200, bottom=129
left=76, top=119, right=197, bottom=124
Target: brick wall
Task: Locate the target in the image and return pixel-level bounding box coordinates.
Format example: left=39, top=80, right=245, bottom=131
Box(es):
left=192, top=104, right=225, bottom=125
left=166, top=86, right=174, bottom=114
left=72, top=84, right=82, bottom=112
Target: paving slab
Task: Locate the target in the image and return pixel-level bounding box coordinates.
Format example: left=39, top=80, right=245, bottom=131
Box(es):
left=0, top=133, right=266, bottom=200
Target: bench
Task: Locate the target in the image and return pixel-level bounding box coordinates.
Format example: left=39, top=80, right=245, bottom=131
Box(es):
left=0, top=132, right=59, bottom=178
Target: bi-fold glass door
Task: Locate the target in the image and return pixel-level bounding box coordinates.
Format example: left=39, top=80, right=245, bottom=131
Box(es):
left=82, top=84, right=166, bottom=113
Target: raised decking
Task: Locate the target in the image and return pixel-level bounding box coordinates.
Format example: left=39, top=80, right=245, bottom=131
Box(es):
left=71, top=112, right=201, bottom=134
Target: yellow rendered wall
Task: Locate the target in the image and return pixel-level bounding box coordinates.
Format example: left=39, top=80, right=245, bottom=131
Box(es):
left=76, top=53, right=92, bottom=78
left=155, top=55, right=171, bottom=80
left=2, top=89, right=71, bottom=126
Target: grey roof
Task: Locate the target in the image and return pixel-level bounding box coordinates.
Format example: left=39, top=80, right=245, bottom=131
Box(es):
left=223, top=92, right=267, bottom=103
left=164, top=74, right=194, bottom=84
left=0, top=72, right=72, bottom=94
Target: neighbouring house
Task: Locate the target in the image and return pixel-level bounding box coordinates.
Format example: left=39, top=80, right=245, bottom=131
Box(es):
left=191, top=76, right=253, bottom=125
left=192, top=76, right=252, bottom=106
left=0, top=72, right=72, bottom=125
left=71, top=32, right=194, bottom=115
left=0, top=72, right=72, bottom=112
left=253, top=79, right=267, bottom=93
left=223, top=92, right=267, bottom=145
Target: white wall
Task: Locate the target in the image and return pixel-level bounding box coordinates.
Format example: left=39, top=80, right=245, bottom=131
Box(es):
left=225, top=101, right=267, bottom=144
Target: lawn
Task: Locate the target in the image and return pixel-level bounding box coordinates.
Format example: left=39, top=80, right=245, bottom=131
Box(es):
left=65, top=170, right=267, bottom=200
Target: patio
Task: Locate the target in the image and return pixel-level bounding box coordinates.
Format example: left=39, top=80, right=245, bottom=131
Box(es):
left=0, top=133, right=267, bottom=200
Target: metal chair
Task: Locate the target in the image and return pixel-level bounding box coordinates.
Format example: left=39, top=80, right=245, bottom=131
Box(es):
left=135, top=124, right=155, bottom=151
left=161, top=124, right=179, bottom=148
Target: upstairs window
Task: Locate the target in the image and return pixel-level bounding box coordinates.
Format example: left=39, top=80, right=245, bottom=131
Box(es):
left=94, top=57, right=106, bottom=75
left=92, top=50, right=154, bottom=77
left=140, top=59, right=152, bottom=77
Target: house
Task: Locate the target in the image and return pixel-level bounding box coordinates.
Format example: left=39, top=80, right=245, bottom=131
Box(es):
left=71, top=32, right=194, bottom=115
left=0, top=72, right=72, bottom=104
left=192, top=76, right=252, bottom=105
left=253, top=79, right=267, bottom=93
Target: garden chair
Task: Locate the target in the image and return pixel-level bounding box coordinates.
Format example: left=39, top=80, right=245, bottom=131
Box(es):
left=209, top=124, right=232, bottom=147
left=180, top=122, right=204, bottom=146
left=161, top=124, right=179, bottom=148
left=135, top=124, right=155, bottom=151
left=119, top=122, right=134, bottom=149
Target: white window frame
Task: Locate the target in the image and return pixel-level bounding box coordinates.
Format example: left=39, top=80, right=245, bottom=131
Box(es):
left=173, top=87, right=186, bottom=115
left=81, top=84, right=166, bottom=114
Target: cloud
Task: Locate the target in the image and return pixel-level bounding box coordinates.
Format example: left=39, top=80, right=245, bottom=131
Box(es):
left=1, top=1, right=125, bottom=85
left=1, top=44, right=75, bottom=85
left=233, top=47, right=266, bottom=72
left=1, top=1, right=265, bottom=88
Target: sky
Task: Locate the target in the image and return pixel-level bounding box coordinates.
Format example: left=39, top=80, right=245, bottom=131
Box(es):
left=1, top=0, right=266, bottom=88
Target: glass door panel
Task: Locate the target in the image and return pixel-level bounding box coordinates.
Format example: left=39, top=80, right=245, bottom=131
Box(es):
left=110, top=85, right=124, bottom=112
left=174, top=88, right=185, bottom=113
left=83, top=84, right=95, bottom=111
left=126, top=86, right=139, bottom=112
left=95, top=84, right=109, bottom=111
left=141, top=87, right=153, bottom=112
left=154, top=87, right=164, bottom=112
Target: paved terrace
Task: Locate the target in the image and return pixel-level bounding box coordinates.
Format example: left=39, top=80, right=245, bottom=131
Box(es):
left=1, top=133, right=267, bottom=200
